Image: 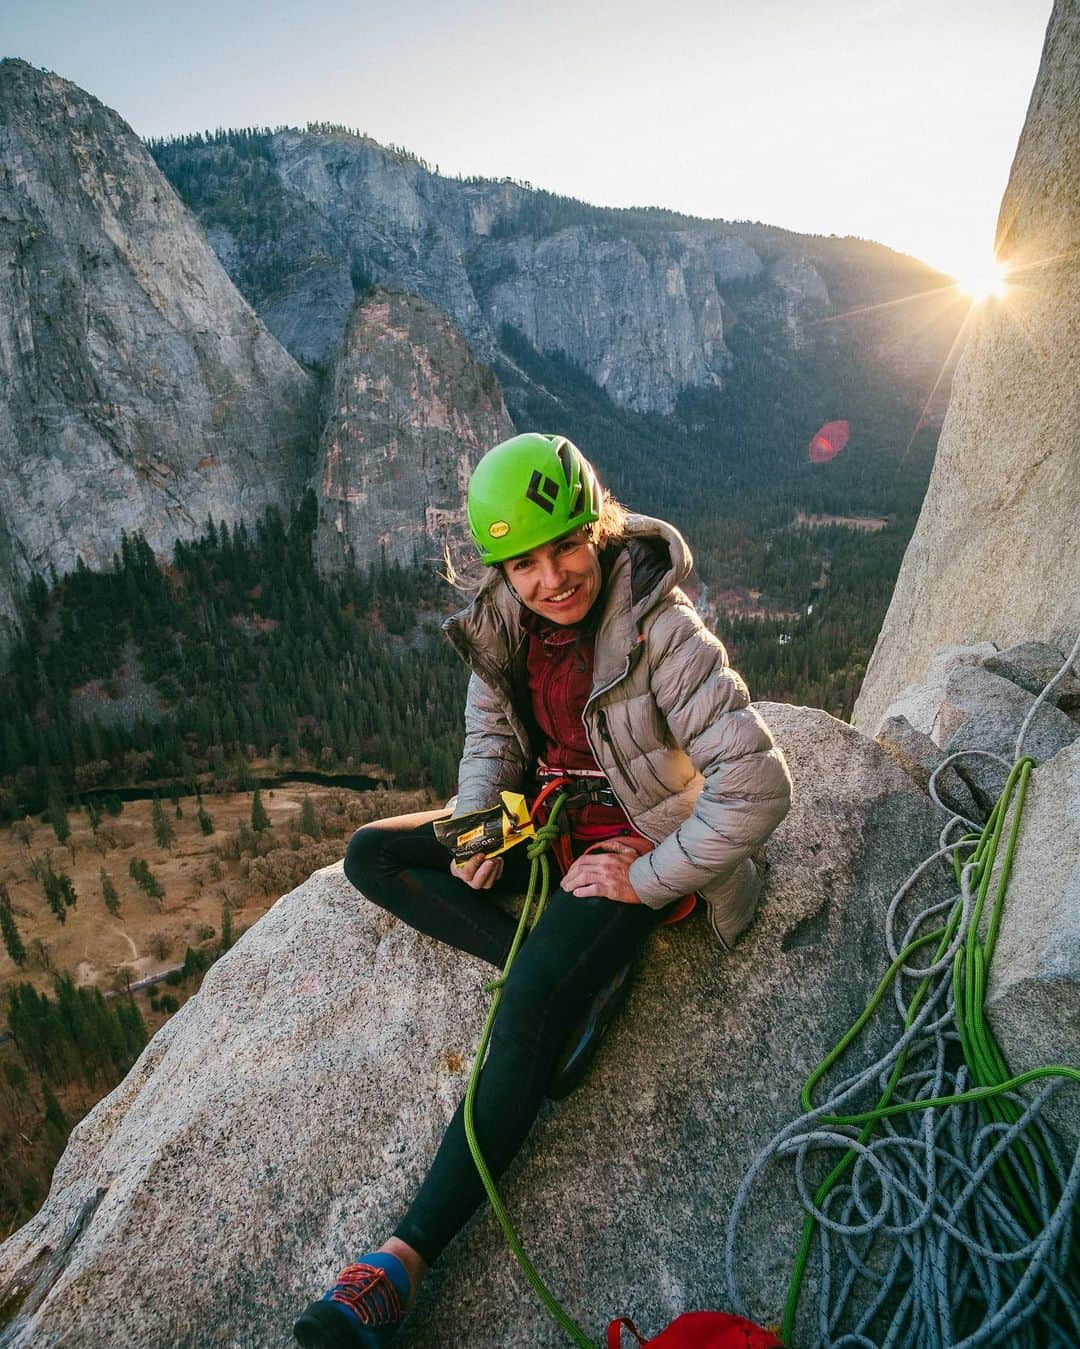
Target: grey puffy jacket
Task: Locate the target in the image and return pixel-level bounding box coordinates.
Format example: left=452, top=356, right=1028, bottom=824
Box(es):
left=441, top=514, right=792, bottom=946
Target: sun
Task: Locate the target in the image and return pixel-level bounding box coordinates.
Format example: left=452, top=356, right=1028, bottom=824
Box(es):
left=955, top=259, right=1009, bottom=302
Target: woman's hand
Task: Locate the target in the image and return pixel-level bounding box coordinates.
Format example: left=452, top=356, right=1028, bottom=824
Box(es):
left=560, top=840, right=642, bottom=904
left=450, top=853, right=505, bottom=890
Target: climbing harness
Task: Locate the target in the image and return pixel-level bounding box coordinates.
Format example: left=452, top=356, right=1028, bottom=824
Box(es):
left=724, top=633, right=1080, bottom=1347
left=531, top=771, right=697, bottom=924
left=532, top=770, right=621, bottom=874
left=461, top=783, right=772, bottom=1348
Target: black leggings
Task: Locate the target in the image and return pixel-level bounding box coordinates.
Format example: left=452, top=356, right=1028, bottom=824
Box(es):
left=343, top=807, right=663, bottom=1265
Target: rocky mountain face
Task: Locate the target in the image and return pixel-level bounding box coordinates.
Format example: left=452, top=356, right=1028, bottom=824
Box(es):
left=465, top=226, right=747, bottom=413
left=313, top=287, right=514, bottom=571
left=0, top=60, right=318, bottom=639
left=0, top=55, right=968, bottom=645
left=152, top=130, right=961, bottom=419
left=852, top=0, right=1080, bottom=734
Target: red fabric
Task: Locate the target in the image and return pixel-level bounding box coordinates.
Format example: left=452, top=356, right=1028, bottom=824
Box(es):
left=523, top=607, right=634, bottom=843
left=522, top=608, right=599, bottom=773
left=607, top=1311, right=783, bottom=1348
left=522, top=605, right=695, bottom=924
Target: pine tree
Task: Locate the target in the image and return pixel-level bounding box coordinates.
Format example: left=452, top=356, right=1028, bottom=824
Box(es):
left=116, top=998, right=148, bottom=1056
left=3, top=1059, right=28, bottom=1096
left=100, top=868, right=120, bottom=917
left=41, top=1080, right=68, bottom=1138
left=220, top=899, right=234, bottom=953
left=0, top=885, right=27, bottom=967
left=56, top=870, right=77, bottom=910
left=129, top=857, right=164, bottom=902
left=46, top=780, right=70, bottom=846
left=41, top=864, right=67, bottom=924
left=250, top=788, right=270, bottom=833
left=299, top=795, right=320, bottom=839
left=197, top=805, right=215, bottom=836
left=151, top=794, right=175, bottom=848
left=153, top=787, right=175, bottom=841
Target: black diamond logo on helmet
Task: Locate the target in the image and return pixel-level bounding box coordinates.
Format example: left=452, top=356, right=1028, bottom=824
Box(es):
left=525, top=471, right=560, bottom=514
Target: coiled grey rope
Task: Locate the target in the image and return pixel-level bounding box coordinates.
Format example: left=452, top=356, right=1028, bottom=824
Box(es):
left=724, top=633, right=1080, bottom=1347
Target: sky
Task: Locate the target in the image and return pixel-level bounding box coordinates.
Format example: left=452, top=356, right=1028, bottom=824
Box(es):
left=3, top=0, right=1053, bottom=281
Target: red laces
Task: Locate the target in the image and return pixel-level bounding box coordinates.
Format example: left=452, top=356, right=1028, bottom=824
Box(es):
left=328, top=1263, right=403, bottom=1326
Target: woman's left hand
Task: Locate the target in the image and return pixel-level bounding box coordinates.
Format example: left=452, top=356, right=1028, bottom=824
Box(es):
left=560, top=840, right=643, bottom=904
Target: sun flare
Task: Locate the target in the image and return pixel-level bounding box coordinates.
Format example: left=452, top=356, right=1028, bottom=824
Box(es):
left=955, top=259, right=1009, bottom=302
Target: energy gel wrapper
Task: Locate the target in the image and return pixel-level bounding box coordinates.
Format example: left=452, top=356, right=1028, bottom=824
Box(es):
left=433, top=791, right=535, bottom=862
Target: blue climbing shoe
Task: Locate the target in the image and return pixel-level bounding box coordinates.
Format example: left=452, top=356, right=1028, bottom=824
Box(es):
left=547, top=961, right=633, bottom=1101
left=293, top=1252, right=410, bottom=1348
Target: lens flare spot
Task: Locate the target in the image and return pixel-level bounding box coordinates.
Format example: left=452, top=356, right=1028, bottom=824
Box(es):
left=808, top=419, right=850, bottom=463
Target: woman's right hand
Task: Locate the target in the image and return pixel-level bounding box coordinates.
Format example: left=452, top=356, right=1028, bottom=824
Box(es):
left=450, top=853, right=505, bottom=890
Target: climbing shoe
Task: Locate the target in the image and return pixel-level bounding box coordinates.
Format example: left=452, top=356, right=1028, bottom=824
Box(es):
left=547, top=961, right=633, bottom=1101
left=293, top=1252, right=410, bottom=1349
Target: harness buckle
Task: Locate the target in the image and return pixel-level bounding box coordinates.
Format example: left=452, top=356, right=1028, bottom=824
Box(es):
left=534, top=768, right=620, bottom=810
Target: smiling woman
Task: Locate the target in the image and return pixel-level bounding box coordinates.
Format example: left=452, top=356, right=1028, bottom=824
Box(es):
left=293, top=432, right=793, bottom=1349
left=503, top=527, right=602, bottom=622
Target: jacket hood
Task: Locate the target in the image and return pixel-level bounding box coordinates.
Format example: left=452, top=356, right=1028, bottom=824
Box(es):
left=442, top=514, right=694, bottom=695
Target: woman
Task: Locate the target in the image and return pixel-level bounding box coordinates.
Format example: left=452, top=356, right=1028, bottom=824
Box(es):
left=294, top=433, right=792, bottom=1349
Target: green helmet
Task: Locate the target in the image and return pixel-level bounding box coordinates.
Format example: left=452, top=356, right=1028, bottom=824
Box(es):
left=467, top=433, right=602, bottom=565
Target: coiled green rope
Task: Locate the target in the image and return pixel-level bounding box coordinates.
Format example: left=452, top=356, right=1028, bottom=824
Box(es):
left=779, top=758, right=1078, bottom=1344
left=725, top=634, right=1080, bottom=1348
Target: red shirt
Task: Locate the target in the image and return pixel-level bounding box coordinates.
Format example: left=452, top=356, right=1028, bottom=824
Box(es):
left=522, top=605, right=643, bottom=847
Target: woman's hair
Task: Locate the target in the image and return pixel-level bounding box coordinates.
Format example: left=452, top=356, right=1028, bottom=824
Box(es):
left=441, top=488, right=630, bottom=595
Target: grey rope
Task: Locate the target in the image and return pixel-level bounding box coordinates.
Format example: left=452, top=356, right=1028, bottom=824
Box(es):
left=723, top=635, right=1080, bottom=1347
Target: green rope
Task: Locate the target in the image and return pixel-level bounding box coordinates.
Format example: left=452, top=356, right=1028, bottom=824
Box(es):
left=462, top=790, right=600, bottom=1349
left=780, top=757, right=1080, bottom=1344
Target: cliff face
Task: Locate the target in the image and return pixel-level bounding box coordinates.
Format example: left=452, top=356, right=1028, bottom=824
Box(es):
left=467, top=228, right=753, bottom=413
left=313, top=287, right=514, bottom=571
left=852, top=0, right=1080, bottom=733
left=153, top=129, right=959, bottom=419
left=0, top=60, right=317, bottom=636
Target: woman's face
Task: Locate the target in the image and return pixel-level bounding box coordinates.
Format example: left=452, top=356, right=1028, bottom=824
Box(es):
left=502, top=526, right=602, bottom=625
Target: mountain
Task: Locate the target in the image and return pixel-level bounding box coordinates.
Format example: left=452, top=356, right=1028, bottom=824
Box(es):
left=313, top=286, right=514, bottom=572
left=151, top=125, right=965, bottom=420
left=150, top=124, right=967, bottom=625
left=0, top=60, right=318, bottom=641
left=0, top=56, right=972, bottom=741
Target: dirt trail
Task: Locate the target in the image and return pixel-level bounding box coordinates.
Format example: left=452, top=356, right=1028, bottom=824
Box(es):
left=111, top=927, right=138, bottom=961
